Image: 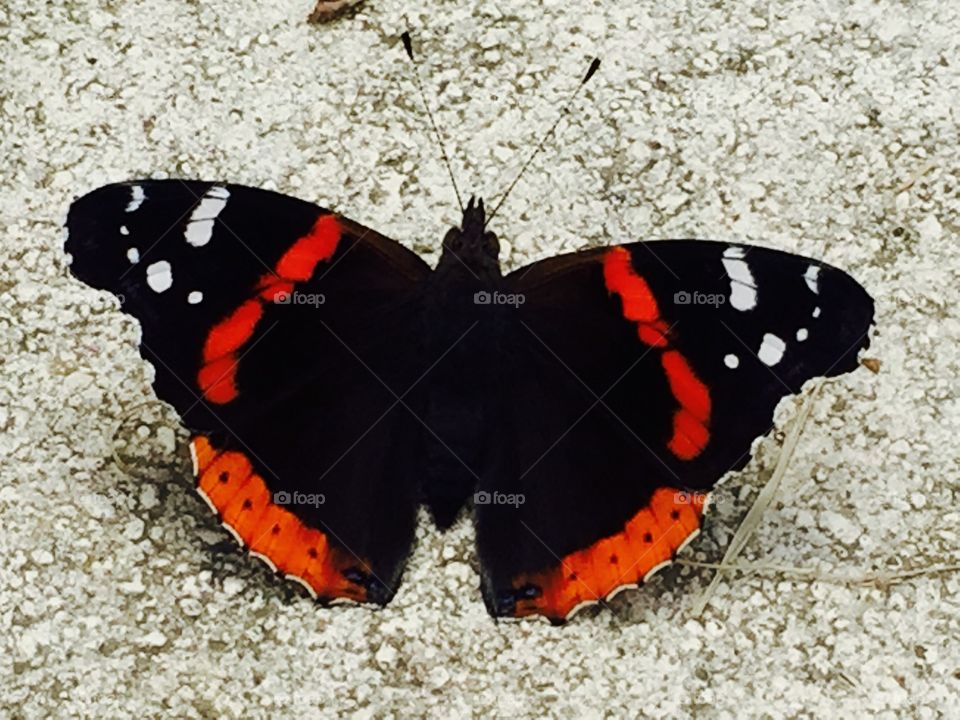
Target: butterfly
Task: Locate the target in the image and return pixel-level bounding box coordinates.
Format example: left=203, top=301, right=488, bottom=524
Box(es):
left=64, top=179, right=874, bottom=623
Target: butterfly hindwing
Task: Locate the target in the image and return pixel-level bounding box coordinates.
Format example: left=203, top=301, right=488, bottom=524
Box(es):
left=66, top=180, right=431, bottom=604
left=474, top=240, right=873, bottom=621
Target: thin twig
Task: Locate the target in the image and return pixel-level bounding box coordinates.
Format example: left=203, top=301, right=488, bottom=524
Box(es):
left=692, top=381, right=823, bottom=615
left=678, top=559, right=960, bottom=588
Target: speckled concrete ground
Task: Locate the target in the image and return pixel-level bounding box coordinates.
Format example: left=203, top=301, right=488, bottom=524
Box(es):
left=2, top=0, right=959, bottom=717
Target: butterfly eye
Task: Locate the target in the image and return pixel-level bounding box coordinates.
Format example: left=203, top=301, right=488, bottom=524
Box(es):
left=442, top=227, right=461, bottom=249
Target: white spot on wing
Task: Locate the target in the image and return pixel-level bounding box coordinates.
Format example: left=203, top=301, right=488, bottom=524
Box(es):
left=812, top=306, right=821, bottom=318
left=192, top=193, right=229, bottom=220
left=724, top=353, right=740, bottom=369
left=796, top=328, right=809, bottom=341
left=126, top=185, right=145, bottom=213
left=722, top=246, right=757, bottom=311
left=120, top=225, right=129, bottom=236
left=145, top=260, right=172, bottom=292
left=187, top=290, right=203, bottom=304
left=185, top=186, right=230, bottom=247
left=126, top=247, right=140, bottom=263
left=729, top=283, right=756, bottom=310
left=184, top=222, right=214, bottom=247
left=758, top=332, right=786, bottom=366
left=804, top=265, right=821, bottom=294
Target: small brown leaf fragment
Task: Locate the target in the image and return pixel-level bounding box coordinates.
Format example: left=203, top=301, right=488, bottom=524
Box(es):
left=308, top=0, right=365, bottom=23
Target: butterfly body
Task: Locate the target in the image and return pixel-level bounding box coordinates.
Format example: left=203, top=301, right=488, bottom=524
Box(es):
left=418, top=197, right=508, bottom=527
left=65, top=180, right=874, bottom=622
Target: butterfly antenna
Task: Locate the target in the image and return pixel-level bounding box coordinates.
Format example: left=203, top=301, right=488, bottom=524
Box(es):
left=485, top=57, right=601, bottom=228
left=401, top=31, right=464, bottom=212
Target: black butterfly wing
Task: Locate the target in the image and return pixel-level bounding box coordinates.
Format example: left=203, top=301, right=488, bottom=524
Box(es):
left=66, top=180, right=431, bottom=604
left=476, top=240, right=874, bottom=621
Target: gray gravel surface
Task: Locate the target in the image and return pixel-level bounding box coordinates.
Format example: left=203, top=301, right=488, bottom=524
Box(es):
left=1, top=0, right=958, bottom=717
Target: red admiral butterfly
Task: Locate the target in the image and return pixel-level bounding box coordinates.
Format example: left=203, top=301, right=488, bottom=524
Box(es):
left=64, top=53, right=874, bottom=624
left=65, top=181, right=874, bottom=622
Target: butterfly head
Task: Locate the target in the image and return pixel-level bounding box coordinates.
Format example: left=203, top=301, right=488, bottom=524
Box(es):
left=439, top=197, right=501, bottom=277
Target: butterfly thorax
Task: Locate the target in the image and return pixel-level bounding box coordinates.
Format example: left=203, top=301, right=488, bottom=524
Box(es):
left=435, top=197, right=501, bottom=281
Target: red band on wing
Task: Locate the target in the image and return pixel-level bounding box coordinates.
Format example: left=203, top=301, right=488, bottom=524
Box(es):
left=603, top=247, right=712, bottom=459
left=603, top=246, right=660, bottom=324
left=661, top=350, right=711, bottom=422
left=275, top=214, right=341, bottom=281
left=637, top=320, right=670, bottom=348
left=257, top=280, right=295, bottom=303
left=668, top=408, right=711, bottom=460
left=196, top=355, right=241, bottom=404
left=508, top=487, right=707, bottom=621
left=190, top=435, right=370, bottom=603
left=202, top=300, right=263, bottom=362
left=196, top=214, right=342, bottom=404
